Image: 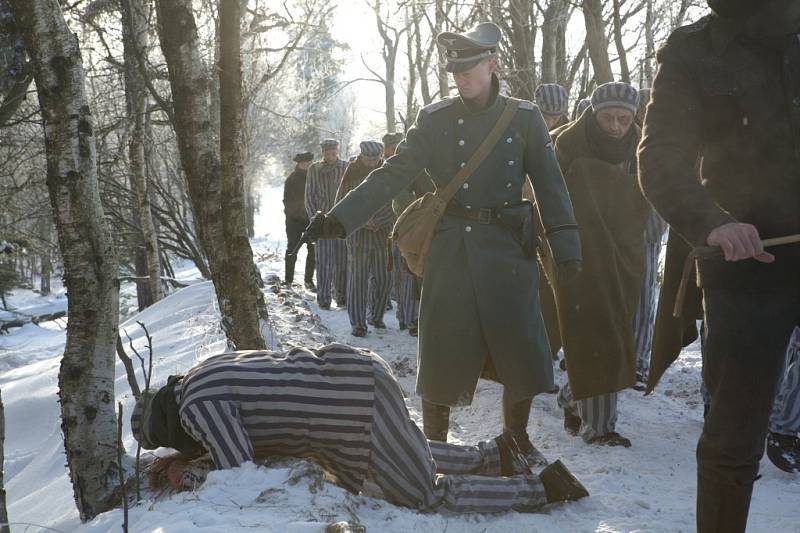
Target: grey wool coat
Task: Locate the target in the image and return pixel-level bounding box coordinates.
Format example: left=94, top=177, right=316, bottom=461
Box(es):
left=330, top=79, right=581, bottom=406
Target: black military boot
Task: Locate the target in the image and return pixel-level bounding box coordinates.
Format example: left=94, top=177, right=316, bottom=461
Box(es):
left=284, top=257, right=296, bottom=286
left=503, top=396, right=548, bottom=467
left=494, top=433, right=532, bottom=476
left=422, top=399, right=450, bottom=442
left=540, top=460, right=590, bottom=503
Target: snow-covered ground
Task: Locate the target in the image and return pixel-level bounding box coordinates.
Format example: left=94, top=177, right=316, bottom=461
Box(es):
left=1, top=187, right=798, bottom=532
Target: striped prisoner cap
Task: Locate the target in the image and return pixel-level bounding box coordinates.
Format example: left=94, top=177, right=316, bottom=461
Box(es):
left=591, top=82, right=639, bottom=116
left=534, top=84, right=569, bottom=117
left=320, top=138, right=339, bottom=150
left=359, top=140, right=384, bottom=157
left=574, top=98, right=591, bottom=120
left=130, top=389, right=159, bottom=450
left=637, top=88, right=651, bottom=113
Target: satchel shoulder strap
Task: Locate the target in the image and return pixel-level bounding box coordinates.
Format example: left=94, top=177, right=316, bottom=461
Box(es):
left=438, top=97, right=521, bottom=202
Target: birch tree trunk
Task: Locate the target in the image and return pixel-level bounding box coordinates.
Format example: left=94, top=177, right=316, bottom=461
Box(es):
left=434, top=0, right=449, bottom=99
left=155, top=0, right=266, bottom=349
left=121, top=0, right=162, bottom=306
left=582, top=0, right=613, bottom=84
left=0, top=390, right=8, bottom=533
left=9, top=0, right=121, bottom=520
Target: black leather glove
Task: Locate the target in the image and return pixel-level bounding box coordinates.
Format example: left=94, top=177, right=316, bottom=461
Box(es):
left=303, top=212, right=346, bottom=244
left=557, top=260, right=582, bottom=285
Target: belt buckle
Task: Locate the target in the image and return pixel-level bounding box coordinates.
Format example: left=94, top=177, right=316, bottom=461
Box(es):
left=478, top=208, right=493, bottom=225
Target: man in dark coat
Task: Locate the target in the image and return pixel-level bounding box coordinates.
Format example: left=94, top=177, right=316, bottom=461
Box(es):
left=638, top=1, right=800, bottom=530
left=303, top=22, right=581, bottom=466
left=283, top=152, right=316, bottom=290
left=549, top=82, right=650, bottom=448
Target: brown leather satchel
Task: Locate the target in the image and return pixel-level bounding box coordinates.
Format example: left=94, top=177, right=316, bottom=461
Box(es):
left=391, top=98, right=521, bottom=276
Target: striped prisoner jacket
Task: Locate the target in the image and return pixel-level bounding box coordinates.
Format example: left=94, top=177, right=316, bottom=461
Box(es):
left=305, top=159, right=348, bottom=219
left=335, top=157, right=395, bottom=247
left=173, top=344, right=377, bottom=493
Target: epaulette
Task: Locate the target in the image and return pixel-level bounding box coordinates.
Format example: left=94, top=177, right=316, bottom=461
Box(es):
left=517, top=100, right=536, bottom=111
left=422, top=97, right=457, bottom=114
left=674, top=15, right=711, bottom=35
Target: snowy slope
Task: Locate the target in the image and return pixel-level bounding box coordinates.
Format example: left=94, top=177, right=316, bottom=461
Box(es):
left=0, top=186, right=797, bottom=533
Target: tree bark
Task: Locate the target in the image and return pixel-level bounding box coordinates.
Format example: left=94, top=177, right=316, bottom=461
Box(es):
left=155, top=0, right=266, bottom=349
left=541, top=0, right=570, bottom=84
left=0, top=390, right=8, bottom=533
left=582, top=0, right=614, bottom=84
left=644, top=0, right=655, bottom=87
left=507, top=0, right=536, bottom=100
left=218, top=0, right=268, bottom=349
left=121, top=0, right=163, bottom=307
left=611, top=0, right=630, bottom=83
left=10, top=0, right=121, bottom=520
left=434, top=0, right=449, bottom=99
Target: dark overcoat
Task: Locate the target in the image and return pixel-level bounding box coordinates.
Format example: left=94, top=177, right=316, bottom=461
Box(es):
left=330, top=80, right=581, bottom=406
left=550, top=111, right=650, bottom=400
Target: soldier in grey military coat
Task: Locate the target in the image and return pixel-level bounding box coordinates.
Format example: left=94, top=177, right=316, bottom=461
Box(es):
left=304, top=22, right=581, bottom=464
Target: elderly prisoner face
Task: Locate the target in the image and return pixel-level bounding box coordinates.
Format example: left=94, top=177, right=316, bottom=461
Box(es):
left=452, top=58, right=496, bottom=101
left=595, top=107, right=634, bottom=139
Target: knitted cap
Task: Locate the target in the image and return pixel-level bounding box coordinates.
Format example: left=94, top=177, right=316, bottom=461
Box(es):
left=574, top=98, right=591, bottom=120
left=382, top=132, right=404, bottom=145
left=293, top=151, right=313, bottom=163
left=591, top=82, right=639, bottom=115
left=707, top=0, right=763, bottom=19
left=320, top=138, right=339, bottom=150
left=130, top=389, right=159, bottom=450
left=637, top=88, right=651, bottom=113
left=534, top=84, right=569, bottom=117
left=359, top=140, right=384, bottom=157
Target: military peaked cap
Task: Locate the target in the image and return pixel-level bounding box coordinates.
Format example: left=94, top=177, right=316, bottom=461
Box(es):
left=320, top=138, right=339, bottom=150
left=437, top=22, right=501, bottom=73
left=293, top=151, right=313, bottom=163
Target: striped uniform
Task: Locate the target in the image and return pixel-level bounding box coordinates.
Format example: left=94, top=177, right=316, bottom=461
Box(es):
left=305, top=159, right=349, bottom=307
left=337, top=159, right=395, bottom=330
left=174, top=344, right=548, bottom=513
left=392, top=243, right=419, bottom=328
left=632, top=210, right=668, bottom=381
left=769, top=326, right=800, bottom=436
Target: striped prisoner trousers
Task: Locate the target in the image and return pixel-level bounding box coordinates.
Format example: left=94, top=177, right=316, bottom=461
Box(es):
left=368, top=358, right=547, bottom=513
left=633, top=211, right=667, bottom=381
left=557, top=384, right=618, bottom=441
left=392, top=243, right=418, bottom=327
left=769, top=326, right=800, bottom=436
left=347, top=230, right=391, bottom=330
left=315, top=239, right=348, bottom=308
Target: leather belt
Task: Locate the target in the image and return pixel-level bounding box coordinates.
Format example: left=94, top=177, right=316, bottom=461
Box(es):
left=445, top=203, right=499, bottom=225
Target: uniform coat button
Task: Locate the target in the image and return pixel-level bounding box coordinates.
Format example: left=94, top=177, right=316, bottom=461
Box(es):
left=458, top=140, right=465, bottom=146
left=506, top=183, right=512, bottom=188
left=460, top=162, right=466, bottom=168
left=506, top=137, right=512, bottom=143
left=508, top=160, right=515, bottom=166
left=465, top=226, right=472, bottom=232
left=462, top=183, right=469, bottom=189
left=458, top=118, right=464, bottom=124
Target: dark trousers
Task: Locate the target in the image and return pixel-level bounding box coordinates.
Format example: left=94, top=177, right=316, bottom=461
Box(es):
left=285, top=217, right=315, bottom=284
left=696, top=255, right=800, bottom=532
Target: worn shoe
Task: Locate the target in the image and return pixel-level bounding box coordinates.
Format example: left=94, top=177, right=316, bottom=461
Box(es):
left=509, top=432, right=550, bottom=468
left=563, top=409, right=581, bottom=437
left=766, top=431, right=800, bottom=473
left=540, top=460, right=590, bottom=503
left=304, top=280, right=317, bottom=293
left=369, top=320, right=387, bottom=329
left=409, top=327, right=418, bottom=337
left=351, top=327, right=367, bottom=337
left=494, top=433, right=532, bottom=476
left=588, top=432, right=631, bottom=448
